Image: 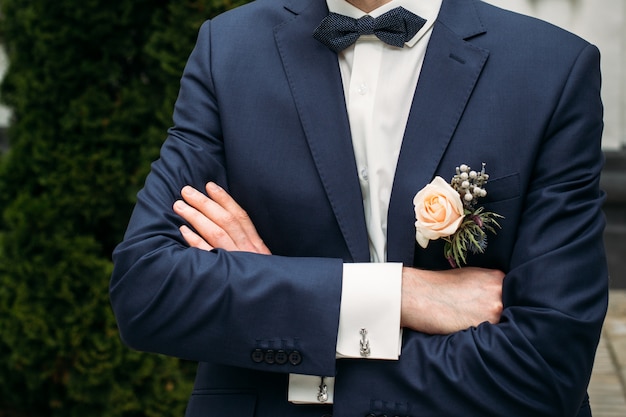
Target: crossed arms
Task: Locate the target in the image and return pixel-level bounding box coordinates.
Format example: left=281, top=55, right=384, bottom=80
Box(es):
left=173, top=181, right=504, bottom=335
left=110, top=15, right=608, bottom=414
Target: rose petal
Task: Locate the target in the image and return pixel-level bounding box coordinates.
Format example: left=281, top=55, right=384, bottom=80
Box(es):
left=415, top=221, right=430, bottom=248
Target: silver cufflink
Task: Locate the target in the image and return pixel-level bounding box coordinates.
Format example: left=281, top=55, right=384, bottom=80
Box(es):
left=317, top=377, right=328, bottom=403
left=360, top=328, right=371, bottom=357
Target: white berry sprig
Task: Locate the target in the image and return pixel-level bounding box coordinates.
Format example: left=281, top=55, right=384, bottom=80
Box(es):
left=444, top=163, right=503, bottom=267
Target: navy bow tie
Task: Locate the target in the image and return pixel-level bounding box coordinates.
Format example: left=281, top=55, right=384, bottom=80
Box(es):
left=313, top=7, right=427, bottom=53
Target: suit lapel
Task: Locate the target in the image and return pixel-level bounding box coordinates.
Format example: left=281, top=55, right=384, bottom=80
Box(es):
left=387, top=0, right=490, bottom=264
left=274, top=0, right=371, bottom=262
left=273, top=0, right=490, bottom=265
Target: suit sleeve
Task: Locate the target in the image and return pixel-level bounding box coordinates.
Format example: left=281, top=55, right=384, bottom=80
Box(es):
left=332, top=43, right=608, bottom=417
left=109, top=21, right=343, bottom=377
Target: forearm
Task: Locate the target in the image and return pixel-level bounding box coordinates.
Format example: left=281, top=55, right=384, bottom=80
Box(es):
left=400, top=267, right=503, bottom=334
left=111, top=171, right=344, bottom=373
left=111, top=233, right=343, bottom=375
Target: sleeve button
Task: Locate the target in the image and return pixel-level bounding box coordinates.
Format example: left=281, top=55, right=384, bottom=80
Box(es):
left=264, top=349, right=275, bottom=364
left=288, top=350, right=302, bottom=365
left=275, top=349, right=288, bottom=364
left=251, top=349, right=264, bottom=363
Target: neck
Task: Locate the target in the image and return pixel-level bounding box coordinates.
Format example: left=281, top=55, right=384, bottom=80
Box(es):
left=345, top=0, right=393, bottom=13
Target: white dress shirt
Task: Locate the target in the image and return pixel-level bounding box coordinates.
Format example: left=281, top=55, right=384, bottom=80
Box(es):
left=289, top=0, right=442, bottom=404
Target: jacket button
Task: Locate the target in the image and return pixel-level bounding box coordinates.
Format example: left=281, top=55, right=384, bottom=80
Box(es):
left=288, top=350, right=302, bottom=365
left=251, top=349, right=264, bottom=363
left=264, top=349, right=275, bottom=364
left=275, top=349, right=288, bottom=364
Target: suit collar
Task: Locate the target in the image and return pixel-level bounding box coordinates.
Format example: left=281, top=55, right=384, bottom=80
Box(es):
left=437, top=0, right=486, bottom=39
left=282, top=0, right=320, bottom=15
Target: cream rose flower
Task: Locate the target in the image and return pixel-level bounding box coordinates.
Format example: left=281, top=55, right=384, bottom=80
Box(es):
left=413, top=176, right=465, bottom=248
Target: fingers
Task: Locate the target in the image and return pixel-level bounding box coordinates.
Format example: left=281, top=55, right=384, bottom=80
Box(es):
left=173, top=198, right=238, bottom=251
left=204, top=182, right=270, bottom=254
left=485, top=269, right=504, bottom=324
left=173, top=183, right=270, bottom=255
left=466, top=268, right=504, bottom=325
left=455, top=267, right=504, bottom=326
left=179, top=225, right=215, bottom=251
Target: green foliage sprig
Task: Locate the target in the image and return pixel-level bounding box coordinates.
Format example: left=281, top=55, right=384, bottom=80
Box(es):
left=443, top=164, right=503, bottom=268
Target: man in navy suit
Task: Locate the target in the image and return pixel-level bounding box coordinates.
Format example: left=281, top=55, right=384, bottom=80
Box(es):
left=110, top=0, right=608, bottom=415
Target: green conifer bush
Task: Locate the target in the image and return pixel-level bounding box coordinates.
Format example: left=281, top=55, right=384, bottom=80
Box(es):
left=0, top=0, right=246, bottom=414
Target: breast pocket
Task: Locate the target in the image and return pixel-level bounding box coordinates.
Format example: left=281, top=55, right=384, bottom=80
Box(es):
left=482, top=172, right=521, bottom=204
left=184, top=390, right=256, bottom=417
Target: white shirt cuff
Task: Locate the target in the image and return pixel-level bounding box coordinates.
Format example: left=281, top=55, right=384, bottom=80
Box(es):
left=288, top=263, right=402, bottom=404
left=336, top=262, right=403, bottom=359
left=288, top=374, right=335, bottom=404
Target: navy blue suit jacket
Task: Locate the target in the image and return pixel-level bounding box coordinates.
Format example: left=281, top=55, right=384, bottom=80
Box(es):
left=110, top=0, right=608, bottom=415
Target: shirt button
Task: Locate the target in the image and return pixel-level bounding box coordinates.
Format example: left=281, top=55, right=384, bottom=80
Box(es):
left=288, top=350, right=302, bottom=365
left=359, top=167, right=369, bottom=182
left=357, top=82, right=369, bottom=95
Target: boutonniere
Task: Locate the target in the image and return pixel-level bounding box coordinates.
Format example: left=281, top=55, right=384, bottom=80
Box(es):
left=413, top=163, right=503, bottom=268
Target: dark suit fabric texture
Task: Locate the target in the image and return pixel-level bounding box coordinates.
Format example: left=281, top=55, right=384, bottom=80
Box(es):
left=109, top=0, right=608, bottom=415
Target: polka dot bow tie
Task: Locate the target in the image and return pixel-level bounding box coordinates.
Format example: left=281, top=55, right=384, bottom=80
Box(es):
left=313, top=7, right=427, bottom=53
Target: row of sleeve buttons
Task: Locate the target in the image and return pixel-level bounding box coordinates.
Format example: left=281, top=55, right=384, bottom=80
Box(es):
left=251, top=348, right=302, bottom=365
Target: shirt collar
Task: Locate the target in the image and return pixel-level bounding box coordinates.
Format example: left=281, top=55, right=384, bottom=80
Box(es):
left=324, top=0, right=442, bottom=47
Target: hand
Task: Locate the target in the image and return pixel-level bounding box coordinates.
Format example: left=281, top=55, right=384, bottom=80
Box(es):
left=173, top=182, right=271, bottom=255
left=401, top=267, right=504, bottom=334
